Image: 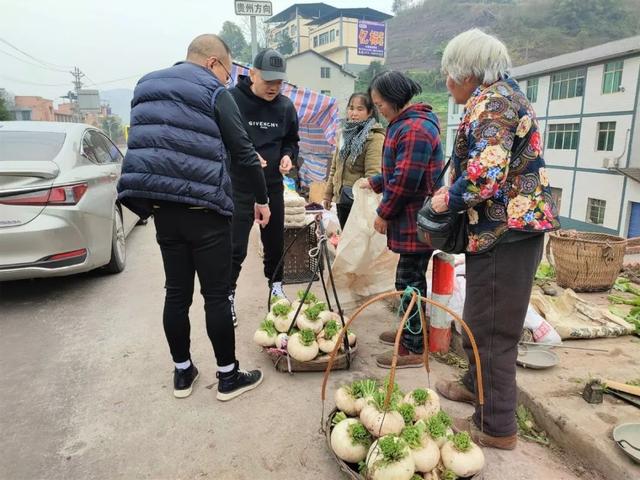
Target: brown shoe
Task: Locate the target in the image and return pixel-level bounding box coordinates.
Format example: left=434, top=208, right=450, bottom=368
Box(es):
left=376, top=344, right=424, bottom=369
left=436, top=379, right=475, bottom=405
left=378, top=330, right=397, bottom=346
left=452, top=417, right=518, bottom=450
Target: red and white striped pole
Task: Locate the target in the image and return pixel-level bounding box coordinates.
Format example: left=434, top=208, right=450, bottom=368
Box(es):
left=429, top=252, right=455, bottom=353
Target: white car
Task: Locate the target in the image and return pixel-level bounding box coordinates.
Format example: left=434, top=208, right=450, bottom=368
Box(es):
left=0, top=121, right=138, bottom=281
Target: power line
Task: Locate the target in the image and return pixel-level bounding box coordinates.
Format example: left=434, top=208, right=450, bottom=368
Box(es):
left=0, top=47, right=69, bottom=73
left=0, top=75, right=70, bottom=87
left=0, top=37, right=73, bottom=71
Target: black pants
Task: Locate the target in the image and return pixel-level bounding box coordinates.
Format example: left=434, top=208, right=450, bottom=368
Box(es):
left=153, top=204, right=235, bottom=367
left=395, top=252, right=433, bottom=354
left=337, top=203, right=352, bottom=230
left=461, top=234, right=544, bottom=437
left=230, top=186, right=285, bottom=290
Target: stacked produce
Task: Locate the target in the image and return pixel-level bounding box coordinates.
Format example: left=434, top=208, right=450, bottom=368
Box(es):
left=284, top=189, right=308, bottom=227
left=329, top=378, right=485, bottom=480
left=253, top=290, right=356, bottom=362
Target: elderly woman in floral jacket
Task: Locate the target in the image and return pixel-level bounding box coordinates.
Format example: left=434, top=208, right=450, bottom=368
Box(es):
left=431, top=29, right=560, bottom=450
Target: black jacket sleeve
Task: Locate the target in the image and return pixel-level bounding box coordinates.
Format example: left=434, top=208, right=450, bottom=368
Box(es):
left=280, top=102, right=300, bottom=161
left=215, top=89, right=268, bottom=204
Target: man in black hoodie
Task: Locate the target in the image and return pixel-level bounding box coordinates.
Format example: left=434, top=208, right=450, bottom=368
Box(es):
left=229, top=49, right=300, bottom=324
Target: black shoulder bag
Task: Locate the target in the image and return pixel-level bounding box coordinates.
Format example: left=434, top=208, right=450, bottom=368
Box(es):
left=417, top=130, right=532, bottom=254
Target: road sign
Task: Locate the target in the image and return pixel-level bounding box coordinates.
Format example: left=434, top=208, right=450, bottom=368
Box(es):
left=235, top=0, right=272, bottom=16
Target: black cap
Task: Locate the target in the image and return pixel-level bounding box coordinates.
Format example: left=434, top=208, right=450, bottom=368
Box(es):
left=253, top=49, right=287, bottom=81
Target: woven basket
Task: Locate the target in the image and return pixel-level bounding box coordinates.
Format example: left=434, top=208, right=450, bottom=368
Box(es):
left=320, top=291, right=486, bottom=480
left=325, top=409, right=484, bottom=480
left=267, top=344, right=357, bottom=372
left=548, top=230, right=627, bottom=292
left=283, top=224, right=319, bottom=284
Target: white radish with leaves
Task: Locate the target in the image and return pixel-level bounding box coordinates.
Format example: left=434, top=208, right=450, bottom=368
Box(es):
left=401, top=424, right=440, bottom=473
left=404, top=388, right=440, bottom=421
left=352, top=379, right=379, bottom=415
left=330, top=413, right=373, bottom=463
left=334, top=385, right=358, bottom=417
left=318, top=319, right=342, bottom=353
left=360, top=391, right=405, bottom=437
left=424, top=413, right=454, bottom=449
left=270, top=302, right=294, bottom=333
left=440, top=432, right=485, bottom=478
left=287, top=328, right=319, bottom=362
left=253, top=319, right=277, bottom=347
left=366, top=435, right=416, bottom=480
left=295, top=302, right=325, bottom=333
left=270, top=297, right=291, bottom=310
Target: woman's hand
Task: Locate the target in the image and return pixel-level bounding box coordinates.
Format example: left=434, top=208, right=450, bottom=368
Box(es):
left=431, top=187, right=449, bottom=213
left=360, top=181, right=372, bottom=190
left=373, top=215, right=387, bottom=235
left=323, top=199, right=332, bottom=211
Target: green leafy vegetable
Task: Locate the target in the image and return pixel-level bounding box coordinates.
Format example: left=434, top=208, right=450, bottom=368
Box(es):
left=349, top=422, right=373, bottom=448
left=398, top=403, right=416, bottom=425
left=259, top=319, right=277, bottom=337
left=299, top=328, right=316, bottom=346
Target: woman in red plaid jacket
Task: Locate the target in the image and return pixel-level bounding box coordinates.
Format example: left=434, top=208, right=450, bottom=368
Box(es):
left=362, top=71, right=445, bottom=369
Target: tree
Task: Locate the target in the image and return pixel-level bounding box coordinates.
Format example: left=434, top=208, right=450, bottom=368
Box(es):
left=392, top=0, right=409, bottom=13
left=0, top=95, right=11, bottom=121
left=219, top=21, right=251, bottom=63
left=276, top=31, right=295, bottom=56
left=355, top=61, right=387, bottom=92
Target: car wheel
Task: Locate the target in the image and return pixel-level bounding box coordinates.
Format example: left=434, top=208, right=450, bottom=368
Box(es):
left=105, top=206, right=126, bottom=274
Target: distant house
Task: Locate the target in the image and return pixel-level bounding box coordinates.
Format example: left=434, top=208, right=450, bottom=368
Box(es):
left=445, top=35, right=640, bottom=237
left=11, top=96, right=74, bottom=122
left=267, top=3, right=392, bottom=75
left=286, top=50, right=357, bottom=114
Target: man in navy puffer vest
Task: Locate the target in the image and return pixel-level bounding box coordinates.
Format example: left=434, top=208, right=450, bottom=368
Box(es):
left=118, top=34, right=269, bottom=401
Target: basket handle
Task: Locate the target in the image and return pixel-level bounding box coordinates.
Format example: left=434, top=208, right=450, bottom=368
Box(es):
left=545, top=236, right=555, bottom=269
left=320, top=290, right=484, bottom=408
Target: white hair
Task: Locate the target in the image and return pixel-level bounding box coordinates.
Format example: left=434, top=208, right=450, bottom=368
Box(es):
left=441, top=29, right=512, bottom=85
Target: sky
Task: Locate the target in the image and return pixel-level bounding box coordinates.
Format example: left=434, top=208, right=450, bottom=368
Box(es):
left=0, top=0, right=393, bottom=101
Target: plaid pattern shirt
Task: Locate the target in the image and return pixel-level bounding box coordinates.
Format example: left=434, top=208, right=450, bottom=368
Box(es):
left=370, top=104, right=444, bottom=253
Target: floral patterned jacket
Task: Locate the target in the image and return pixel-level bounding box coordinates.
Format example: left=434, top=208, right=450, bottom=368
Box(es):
left=447, top=76, right=560, bottom=253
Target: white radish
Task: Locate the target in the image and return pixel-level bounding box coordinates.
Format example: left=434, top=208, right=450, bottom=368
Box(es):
left=366, top=436, right=416, bottom=480
left=331, top=418, right=372, bottom=463
left=360, top=404, right=404, bottom=437
left=404, top=389, right=440, bottom=421
left=270, top=303, right=294, bottom=333
left=319, top=310, right=341, bottom=325
left=287, top=328, right=319, bottom=362
left=334, top=386, right=358, bottom=417
left=296, top=311, right=323, bottom=333
left=318, top=320, right=341, bottom=353
left=270, top=298, right=291, bottom=310
left=440, top=432, right=485, bottom=478
left=252, top=319, right=277, bottom=347
left=401, top=425, right=440, bottom=473
left=423, top=413, right=454, bottom=449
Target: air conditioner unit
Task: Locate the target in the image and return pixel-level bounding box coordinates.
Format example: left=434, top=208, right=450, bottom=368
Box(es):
left=603, top=157, right=619, bottom=169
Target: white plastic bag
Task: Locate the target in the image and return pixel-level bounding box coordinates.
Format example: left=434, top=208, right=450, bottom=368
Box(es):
left=330, top=178, right=398, bottom=308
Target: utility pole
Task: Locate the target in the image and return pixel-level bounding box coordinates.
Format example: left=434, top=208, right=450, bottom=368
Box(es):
left=70, top=67, right=85, bottom=122
left=250, top=15, right=258, bottom=61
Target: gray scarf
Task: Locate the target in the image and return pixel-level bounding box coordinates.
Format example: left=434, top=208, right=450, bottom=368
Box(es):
left=339, top=117, right=376, bottom=167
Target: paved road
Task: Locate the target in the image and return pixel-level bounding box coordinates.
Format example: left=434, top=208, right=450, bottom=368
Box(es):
left=0, top=223, right=597, bottom=480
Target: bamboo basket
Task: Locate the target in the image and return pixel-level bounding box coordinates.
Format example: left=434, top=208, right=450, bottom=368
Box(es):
left=267, top=344, right=357, bottom=373
left=320, top=291, right=486, bottom=480
left=548, top=230, right=626, bottom=292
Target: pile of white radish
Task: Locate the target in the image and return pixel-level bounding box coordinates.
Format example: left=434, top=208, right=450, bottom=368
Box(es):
left=330, top=378, right=485, bottom=480
left=253, top=290, right=356, bottom=363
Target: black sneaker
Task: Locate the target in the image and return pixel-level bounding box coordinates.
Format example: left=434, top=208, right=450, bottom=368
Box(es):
left=216, top=361, right=263, bottom=401
left=173, top=363, right=199, bottom=398
left=229, top=290, right=238, bottom=328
